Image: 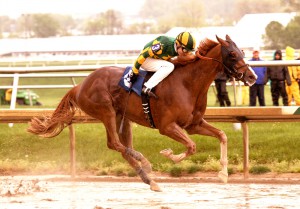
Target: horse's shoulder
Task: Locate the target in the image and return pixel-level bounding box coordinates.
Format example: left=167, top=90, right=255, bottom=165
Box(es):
left=197, top=38, right=219, bottom=56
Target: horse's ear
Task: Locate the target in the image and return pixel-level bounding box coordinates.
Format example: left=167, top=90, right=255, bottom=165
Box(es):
left=225, top=34, right=232, bottom=41
left=216, top=35, right=228, bottom=46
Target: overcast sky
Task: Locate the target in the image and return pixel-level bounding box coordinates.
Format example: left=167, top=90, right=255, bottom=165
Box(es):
left=0, top=0, right=145, bottom=17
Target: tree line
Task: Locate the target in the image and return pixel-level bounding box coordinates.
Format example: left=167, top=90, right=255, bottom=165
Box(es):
left=264, top=16, right=300, bottom=49
left=0, top=0, right=299, bottom=48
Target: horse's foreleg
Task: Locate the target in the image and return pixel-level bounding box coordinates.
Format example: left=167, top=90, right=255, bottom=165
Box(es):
left=186, top=119, right=228, bottom=183
left=159, top=122, right=196, bottom=163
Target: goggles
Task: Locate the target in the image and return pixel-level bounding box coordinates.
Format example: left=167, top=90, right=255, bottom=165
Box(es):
left=181, top=46, right=194, bottom=53
left=182, top=47, right=189, bottom=53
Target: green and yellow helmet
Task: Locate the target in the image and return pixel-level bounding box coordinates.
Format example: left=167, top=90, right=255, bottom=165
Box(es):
left=176, top=32, right=196, bottom=51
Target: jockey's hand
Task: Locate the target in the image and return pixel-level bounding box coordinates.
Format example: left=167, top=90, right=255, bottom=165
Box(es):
left=124, top=71, right=138, bottom=88
left=171, top=53, right=197, bottom=66
left=129, top=71, right=138, bottom=85
left=177, top=53, right=197, bottom=62
left=169, top=58, right=179, bottom=65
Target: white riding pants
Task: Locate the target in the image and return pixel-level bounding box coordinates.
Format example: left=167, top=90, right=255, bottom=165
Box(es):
left=141, top=58, right=175, bottom=89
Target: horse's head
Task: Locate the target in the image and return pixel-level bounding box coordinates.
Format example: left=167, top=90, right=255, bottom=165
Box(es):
left=216, top=35, right=257, bottom=86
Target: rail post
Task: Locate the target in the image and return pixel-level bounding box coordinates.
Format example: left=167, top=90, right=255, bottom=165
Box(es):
left=8, top=73, right=20, bottom=127
left=241, top=121, right=249, bottom=179
left=69, top=124, right=76, bottom=178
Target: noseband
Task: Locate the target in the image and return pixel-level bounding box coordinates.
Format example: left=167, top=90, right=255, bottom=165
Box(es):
left=196, top=44, right=248, bottom=81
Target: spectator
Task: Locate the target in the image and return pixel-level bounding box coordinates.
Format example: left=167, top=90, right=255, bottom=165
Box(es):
left=214, top=71, right=231, bottom=107
left=249, top=49, right=267, bottom=106
left=236, top=81, right=249, bottom=106
left=297, top=57, right=300, bottom=91
left=285, top=46, right=300, bottom=106
left=264, top=50, right=291, bottom=106
left=241, top=85, right=249, bottom=106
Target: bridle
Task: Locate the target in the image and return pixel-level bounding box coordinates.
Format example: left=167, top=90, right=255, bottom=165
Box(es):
left=195, top=41, right=249, bottom=81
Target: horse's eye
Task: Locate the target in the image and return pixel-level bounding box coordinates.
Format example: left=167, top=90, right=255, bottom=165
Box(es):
left=229, top=51, right=235, bottom=57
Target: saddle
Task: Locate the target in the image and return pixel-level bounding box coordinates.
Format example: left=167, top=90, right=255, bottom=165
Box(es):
left=119, top=66, right=156, bottom=128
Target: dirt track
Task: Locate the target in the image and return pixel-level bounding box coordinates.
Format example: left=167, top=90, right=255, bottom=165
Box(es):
left=1, top=173, right=300, bottom=209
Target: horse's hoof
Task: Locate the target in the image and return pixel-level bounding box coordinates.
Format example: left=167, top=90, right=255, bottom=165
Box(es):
left=218, top=170, right=228, bottom=183
left=160, top=149, right=186, bottom=163
left=170, top=153, right=186, bottom=163
left=150, top=181, right=162, bottom=192
left=160, top=148, right=173, bottom=157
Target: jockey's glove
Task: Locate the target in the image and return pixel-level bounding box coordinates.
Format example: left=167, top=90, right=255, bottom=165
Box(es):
left=129, top=71, right=138, bottom=85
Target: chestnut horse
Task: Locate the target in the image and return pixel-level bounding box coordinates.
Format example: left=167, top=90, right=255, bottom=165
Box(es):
left=28, top=35, right=257, bottom=191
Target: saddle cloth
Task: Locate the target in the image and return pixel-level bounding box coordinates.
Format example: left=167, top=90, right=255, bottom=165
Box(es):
left=118, top=66, right=148, bottom=96
left=118, top=66, right=156, bottom=128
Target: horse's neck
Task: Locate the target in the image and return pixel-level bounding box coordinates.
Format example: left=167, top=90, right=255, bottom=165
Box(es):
left=182, top=44, right=222, bottom=93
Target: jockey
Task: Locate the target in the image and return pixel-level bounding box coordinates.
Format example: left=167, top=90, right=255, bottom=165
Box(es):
left=129, top=31, right=196, bottom=97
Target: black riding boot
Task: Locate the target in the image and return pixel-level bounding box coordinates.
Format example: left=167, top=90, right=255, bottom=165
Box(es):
left=142, top=86, right=158, bottom=99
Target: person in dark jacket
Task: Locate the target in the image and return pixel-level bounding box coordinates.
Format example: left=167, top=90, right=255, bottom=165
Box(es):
left=249, top=50, right=267, bottom=106
left=264, top=50, right=291, bottom=106
left=214, top=71, right=231, bottom=107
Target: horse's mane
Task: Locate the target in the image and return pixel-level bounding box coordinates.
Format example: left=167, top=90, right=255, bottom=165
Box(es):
left=197, top=38, right=219, bottom=56
left=174, top=38, right=219, bottom=66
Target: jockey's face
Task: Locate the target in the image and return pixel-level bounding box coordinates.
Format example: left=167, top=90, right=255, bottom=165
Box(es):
left=177, top=44, right=190, bottom=56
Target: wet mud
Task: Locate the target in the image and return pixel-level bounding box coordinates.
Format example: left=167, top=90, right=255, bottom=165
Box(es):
left=1, top=175, right=300, bottom=209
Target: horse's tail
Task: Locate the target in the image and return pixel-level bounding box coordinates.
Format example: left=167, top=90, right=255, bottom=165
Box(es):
left=27, top=86, right=80, bottom=138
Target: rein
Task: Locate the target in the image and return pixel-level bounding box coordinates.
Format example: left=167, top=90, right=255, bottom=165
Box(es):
left=195, top=50, right=222, bottom=63
left=195, top=47, right=247, bottom=80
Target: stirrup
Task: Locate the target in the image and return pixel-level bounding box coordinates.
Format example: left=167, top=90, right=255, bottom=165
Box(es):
left=142, top=87, right=158, bottom=99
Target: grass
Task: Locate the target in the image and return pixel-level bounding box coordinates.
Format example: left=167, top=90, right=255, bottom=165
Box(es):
left=0, top=74, right=299, bottom=176
left=0, top=121, right=299, bottom=176
left=249, top=165, right=271, bottom=174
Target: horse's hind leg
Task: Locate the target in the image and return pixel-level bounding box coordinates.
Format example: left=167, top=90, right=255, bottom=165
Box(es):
left=185, top=119, right=228, bottom=183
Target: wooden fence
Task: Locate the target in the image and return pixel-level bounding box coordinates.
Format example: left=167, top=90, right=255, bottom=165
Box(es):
left=0, top=106, right=299, bottom=179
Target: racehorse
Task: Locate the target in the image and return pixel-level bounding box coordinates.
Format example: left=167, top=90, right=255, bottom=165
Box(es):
left=28, top=35, right=257, bottom=192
